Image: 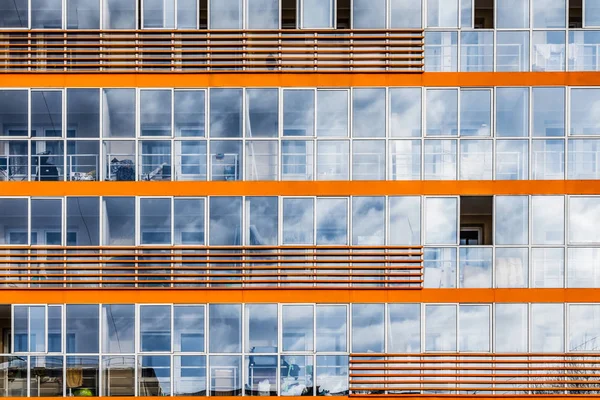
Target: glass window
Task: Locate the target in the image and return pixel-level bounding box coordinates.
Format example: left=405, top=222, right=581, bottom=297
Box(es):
left=210, top=89, right=242, bottom=138
left=352, top=197, right=384, bottom=245
left=532, top=31, right=566, bottom=71
left=532, top=248, right=564, bottom=288
left=67, top=0, right=100, bottom=28
left=496, top=31, right=530, bottom=72
left=353, top=0, right=385, bottom=28
left=246, top=89, right=278, bottom=138
left=497, top=0, right=529, bottom=28
left=103, top=0, right=136, bottom=28
left=103, top=197, right=135, bottom=245
left=246, top=141, right=278, bottom=180
left=209, top=304, right=241, bottom=353
left=0, top=140, right=28, bottom=181
left=424, top=247, right=457, bottom=288
left=495, top=304, right=527, bottom=352
left=390, top=88, right=421, bottom=137
left=460, top=90, right=491, bottom=137
left=31, top=140, right=64, bottom=181
left=425, top=305, right=456, bottom=351
left=568, top=248, right=600, bottom=287
left=0, top=90, right=27, bottom=137
left=103, top=356, right=135, bottom=396
left=140, top=305, right=171, bottom=352
left=67, top=197, right=99, bottom=246
left=0, top=0, right=28, bottom=27
left=460, top=31, right=493, bottom=72
left=174, top=355, right=206, bottom=396
left=283, top=198, right=314, bottom=245
left=282, top=305, right=313, bottom=352
left=569, top=30, right=600, bottom=71
left=140, top=198, right=171, bottom=245
left=174, top=305, right=204, bottom=352
left=459, top=305, right=489, bottom=352
left=176, top=0, right=197, bottom=28
left=460, top=140, right=492, bottom=180
left=209, top=197, right=242, bottom=245
left=14, top=306, right=45, bottom=353
left=496, top=140, right=529, bottom=180
left=246, top=197, right=278, bottom=245
left=459, top=247, right=492, bottom=288
left=31, top=91, right=62, bottom=138
left=425, top=197, right=457, bottom=245
left=281, top=140, right=313, bottom=180
left=174, top=198, right=204, bottom=245
left=317, top=90, right=348, bottom=138
left=425, top=31, right=458, bottom=72
left=66, top=356, right=99, bottom=396
left=352, top=304, right=384, bottom=353
left=139, top=140, right=171, bottom=181
left=301, top=0, right=334, bottom=28
left=283, top=90, right=314, bottom=137
left=32, top=0, right=62, bottom=28
left=316, top=198, right=347, bottom=245
left=353, top=140, right=385, bottom=180
left=390, top=0, right=422, bottom=28
left=175, top=90, right=205, bottom=137
left=176, top=140, right=207, bottom=181
left=569, top=305, right=600, bottom=351
left=31, top=356, right=63, bottom=396
left=496, top=88, right=529, bottom=138
left=66, top=305, right=99, bottom=353
left=586, top=0, right=600, bottom=26
left=280, top=355, right=313, bottom=395
left=495, top=248, right=528, bottom=288
left=31, top=199, right=62, bottom=245
left=102, top=89, right=135, bottom=138
left=427, top=0, right=458, bottom=27
left=388, top=304, right=420, bottom=352
left=495, top=196, right=528, bottom=245
left=246, top=0, right=279, bottom=29
left=102, top=304, right=135, bottom=353
left=140, top=90, right=172, bottom=137
left=533, top=88, right=565, bottom=137
left=569, top=139, right=600, bottom=179
left=67, top=140, right=99, bottom=181
left=571, top=89, right=600, bottom=135
left=245, top=304, right=277, bottom=352
left=209, top=356, right=242, bottom=396
left=426, top=89, right=458, bottom=136
left=389, top=197, right=420, bottom=245
left=139, top=355, right=171, bottom=396
left=531, top=304, right=564, bottom=352
left=316, top=305, right=347, bottom=352
left=389, top=140, right=421, bottom=180
left=532, top=196, right=564, bottom=245
left=532, top=139, right=565, bottom=179
left=0, top=198, right=28, bottom=245
left=143, top=0, right=175, bottom=28
left=316, top=355, right=348, bottom=396
left=424, top=140, right=457, bottom=180
left=569, top=197, right=600, bottom=243
left=209, top=0, right=241, bottom=28
left=460, top=0, right=472, bottom=27
left=210, top=140, right=242, bottom=181
left=317, top=141, right=349, bottom=180
left=533, top=0, right=566, bottom=28
left=352, top=89, right=385, bottom=138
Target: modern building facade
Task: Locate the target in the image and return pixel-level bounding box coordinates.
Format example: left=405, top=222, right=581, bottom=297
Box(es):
left=1, top=0, right=600, bottom=398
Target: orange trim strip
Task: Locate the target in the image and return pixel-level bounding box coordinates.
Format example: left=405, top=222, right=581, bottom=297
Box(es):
left=2, top=289, right=600, bottom=304
left=0, top=180, right=598, bottom=196
left=0, top=72, right=599, bottom=88
left=11, top=398, right=586, bottom=400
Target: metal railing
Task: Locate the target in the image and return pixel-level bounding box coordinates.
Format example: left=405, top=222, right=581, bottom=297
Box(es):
left=0, top=29, right=424, bottom=73
left=0, top=245, right=423, bottom=288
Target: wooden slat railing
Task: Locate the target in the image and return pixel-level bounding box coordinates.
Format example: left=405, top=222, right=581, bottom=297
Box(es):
left=0, top=29, right=424, bottom=72
left=0, top=245, right=423, bottom=288
left=349, top=353, right=600, bottom=396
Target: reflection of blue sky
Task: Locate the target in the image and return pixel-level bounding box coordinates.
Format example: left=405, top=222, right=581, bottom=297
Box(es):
left=388, top=304, right=420, bottom=352
left=209, top=304, right=241, bottom=353
left=210, top=89, right=242, bottom=138
left=496, top=196, right=528, bottom=245
left=352, top=197, right=384, bottom=245
left=316, top=198, right=347, bottom=245
left=283, top=198, right=313, bottom=245
left=209, top=197, right=242, bottom=245
left=352, top=304, right=384, bottom=353
left=353, top=89, right=385, bottom=138
left=390, top=88, right=421, bottom=137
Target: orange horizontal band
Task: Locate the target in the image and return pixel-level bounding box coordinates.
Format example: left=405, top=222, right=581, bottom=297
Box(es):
left=10, top=398, right=584, bottom=400
left=2, top=288, right=600, bottom=304
left=0, top=180, right=597, bottom=196
left=0, top=72, right=599, bottom=88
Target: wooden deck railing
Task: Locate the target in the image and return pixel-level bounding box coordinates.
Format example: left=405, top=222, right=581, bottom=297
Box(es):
left=0, top=245, right=423, bottom=288
left=349, top=353, right=600, bottom=396
left=0, top=29, right=424, bottom=72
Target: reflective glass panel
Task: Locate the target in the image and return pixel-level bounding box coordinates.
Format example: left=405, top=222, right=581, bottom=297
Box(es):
left=425, top=305, right=457, bottom=351
left=317, top=90, right=348, bottom=138
left=283, top=198, right=314, bottom=245
left=209, top=304, right=241, bottom=353
left=425, top=197, right=458, bottom=245
left=210, top=89, right=242, bottom=138
left=495, top=196, right=528, bottom=245
left=316, top=305, right=347, bottom=352
left=352, top=304, right=384, bottom=353
left=174, top=305, right=204, bottom=352
left=66, top=304, right=99, bottom=353
left=282, top=305, right=313, bottom=352
left=102, top=304, right=135, bottom=353
left=495, top=304, right=527, bottom=352
left=352, top=89, right=385, bottom=138
left=316, top=198, right=347, bottom=245
left=531, top=304, right=564, bottom=352
left=140, top=305, right=171, bottom=352
left=246, top=89, right=278, bottom=138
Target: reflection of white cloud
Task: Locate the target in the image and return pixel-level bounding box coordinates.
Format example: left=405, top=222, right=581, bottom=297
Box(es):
left=531, top=304, right=564, bottom=352
left=425, top=198, right=457, bottom=245
left=317, top=91, right=348, bottom=137
left=425, top=305, right=456, bottom=351
left=209, top=0, right=242, bottom=28
left=317, top=199, right=347, bottom=245
left=352, top=197, right=384, bottom=245
left=532, top=196, right=564, bottom=244
left=569, top=197, right=600, bottom=243
left=283, top=199, right=313, bottom=245
left=247, top=0, right=279, bottom=29
left=496, top=196, right=528, bottom=245
left=569, top=305, right=600, bottom=351
left=352, top=304, right=384, bottom=352
left=459, top=306, right=489, bottom=351
left=353, top=89, right=385, bottom=137
left=389, top=197, right=421, bottom=245
left=495, top=304, right=527, bottom=352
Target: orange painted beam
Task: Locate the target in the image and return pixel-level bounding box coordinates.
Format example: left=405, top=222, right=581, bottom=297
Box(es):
left=0, top=72, right=599, bottom=88
left=2, top=288, right=600, bottom=304
left=0, top=180, right=598, bottom=196
left=9, top=398, right=586, bottom=400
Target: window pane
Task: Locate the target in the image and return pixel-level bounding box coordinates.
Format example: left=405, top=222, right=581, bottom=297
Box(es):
left=210, top=89, right=242, bottom=138
left=425, top=305, right=456, bottom=351
left=316, top=305, right=347, bottom=352
left=32, top=91, right=62, bottom=137
left=569, top=305, right=600, bottom=351
left=352, top=88, right=385, bottom=137
left=460, top=31, right=493, bottom=72
left=497, top=31, right=530, bottom=72
left=280, top=355, right=313, bottom=395
left=495, top=196, right=528, bottom=245
left=140, top=90, right=172, bottom=137
left=302, top=0, right=334, bottom=28
left=497, top=0, right=529, bottom=28
left=67, top=197, right=99, bottom=246
left=175, top=90, right=205, bottom=137
left=532, top=248, right=564, bottom=288
left=316, top=198, right=347, bottom=245
left=246, top=197, right=278, bottom=245
left=246, top=141, right=278, bottom=181
left=531, top=304, right=564, bottom=352
left=568, top=248, right=600, bottom=287
left=569, top=139, right=600, bottom=179
left=174, top=355, right=206, bottom=396
left=427, top=0, right=458, bottom=27
left=245, top=304, right=277, bottom=352
left=317, top=141, right=349, bottom=180
left=425, top=197, right=457, bottom=245
left=283, top=198, right=314, bottom=245
left=67, top=0, right=99, bottom=28
left=533, top=88, right=565, bottom=137
left=31, top=356, right=63, bottom=396
left=139, top=355, right=171, bottom=396
left=390, top=0, right=422, bottom=28
left=532, top=196, right=564, bottom=245
left=569, top=197, right=600, bottom=243
left=139, top=140, right=171, bottom=180
left=103, top=356, right=135, bottom=396
left=317, top=90, right=348, bottom=138
left=353, top=0, right=385, bottom=28
left=102, top=304, right=135, bottom=353
left=533, top=0, right=566, bottom=28
left=66, top=305, right=99, bottom=353
left=389, top=140, right=421, bottom=180
left=66, top=356, right=99, bottom=396
left=209, top=0, right=241, bottom=28
left=496, top=88, right=529, bottom=137
left=31, top=199, right=62, bottom=245
left=495, top=304, right=527, bottom=352
left=209, top=304, right=241, bottom=353
left=103, top=197, right=135, bottom=245
left=352, top=197, right=384, bottom=245
left=13, top=306, right=28, bottom=352
left=459, top=305, right=489, bottom=352
left=209, top=197, right=242, bottom=245
left=209, top=356, right=241, bottom=396
left=389, top=197, right=420, bottom=245
left=140, top=305, right=171, bottom=352
left=176, top=141, right=207, bottom=181
left=0, top=90, right=27, bottom=137
left=247, top=0, right=279, bottom=29
left=32, top=0, right=62, bottom=28
left=390, top=88, right=421, bottom=137
left=0, top=0, right=28, bottom=27
left=352, top=304, right=384, bottom=353
left=48, top=310, right=63, bottom=351
left=424, top=247, right=457, bottom=288
left=316, top=355, right=348, bottom=396
left=140, top=198, right=171, bottom=245
left=461, top=90, right=491, bottom=136
left=174, top=198, right=204, bottom=245
left=586, top=0, right=600, bottom=26
left=283, top=90, right=314, bottom=137
left=496, top=247, right=529, bottom=288
left=0, top=139, right=28, bottom=181
left=571, top=89, right=600, bottom=135
left=532, top=139, right=565, bottom=179
left=388, top=304, right=420, bottom=352
left=568, top=30, right=600, bottom=71
left=143, top=0, right=174, bottom=28
left=174, top=305, right=204, bottom=352
left=103, top=0, right=136, bottom=28
left=282, top=305, right=313, bottom=352
left=496, top=140, right=529, bottom=180
left=0, top=198, right=28, bottom=244
left=426, top=89, right=458, bottom=136
left=425, top=31, right=458, bottom=71
left=460, top=140, right=492, bottom=180
left=281, top=140, right=313, bottom=180
left=424, top=140, right=457, bottom=180
left=459, top=247, right=492, bottom=288
left=352, top=140, right=385, bottom=180
left=210, top=140, right=242, bottom=181
left=103, top=89, right=135, bottom=138
left=246, top=89, right=278, bottom=138
left=532, top=31, right=566, bottom=71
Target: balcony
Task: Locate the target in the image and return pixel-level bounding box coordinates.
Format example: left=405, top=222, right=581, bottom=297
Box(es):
left=0, top=245, right=423, bottom=288
left=350, top=353, right=600, bottom=396
left=0, top=29, right=424, bottom=73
